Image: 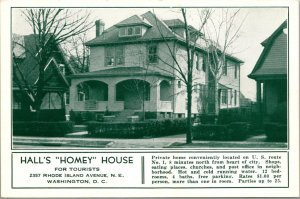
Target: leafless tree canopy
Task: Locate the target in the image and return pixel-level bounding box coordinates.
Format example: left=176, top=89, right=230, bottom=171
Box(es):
left=202, top=8, right=246, bottom=115
left=13, top=8, right=93, bottom=113
left=151, top=8, right=245, bottom=143
left=22, top=9, right=93, bottom=45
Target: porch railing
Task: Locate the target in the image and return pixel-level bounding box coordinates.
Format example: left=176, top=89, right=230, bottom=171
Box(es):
left=73, top=101, right=108, bottom=111
left=158, top=101, right=172, bottom=112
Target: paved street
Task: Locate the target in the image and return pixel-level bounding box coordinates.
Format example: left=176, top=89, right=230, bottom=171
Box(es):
left=13, top=133, right=287, bottom=149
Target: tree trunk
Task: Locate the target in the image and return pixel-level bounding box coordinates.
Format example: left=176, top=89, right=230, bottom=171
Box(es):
left=34, top=98, right=43, bottom=121
left=214, top=79, right=219, bottom=119
left=186, top=83, right=193, bottom=144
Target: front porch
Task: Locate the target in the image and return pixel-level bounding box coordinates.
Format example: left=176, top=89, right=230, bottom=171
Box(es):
left=69, top=67, right=174, bottom=115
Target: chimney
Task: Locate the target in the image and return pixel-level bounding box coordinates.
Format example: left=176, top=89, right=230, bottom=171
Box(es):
left=95, top=20, right=105, bottom=37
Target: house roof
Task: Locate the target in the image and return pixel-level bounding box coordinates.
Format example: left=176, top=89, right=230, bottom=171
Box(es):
left=69, top=66, right=174, bottom=79
left=86, top=11, right=176, bottom=46
left=12, top=34, right=72, bottom=87
left=115, top=15, right=152, bottom=28
left=163, top=19, right=200, bottom=33
left=86, top=11, right=243, bottom=64
left=163, top=19, right=186, bottom=28
left=248, top=20, right=287, bottom=80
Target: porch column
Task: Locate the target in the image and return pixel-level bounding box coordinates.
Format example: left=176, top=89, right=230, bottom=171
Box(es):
left=69, top=80, right=77, bottom=111
left=256, top=80, right=262, bottom=124
left=108, top=83, right=116, bottom=111
left=150, top=82, right=159, bottom=112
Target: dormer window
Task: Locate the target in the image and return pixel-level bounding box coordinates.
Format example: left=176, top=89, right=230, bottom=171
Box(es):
left=119, top=26, right=142, bottom=37
left=128, top=27, right=133, bottom=35
left=135, top=26, right=141, bottom=35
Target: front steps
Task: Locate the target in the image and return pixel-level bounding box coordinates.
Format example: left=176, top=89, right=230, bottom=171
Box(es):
left=114, top=109, right=136, bottom=122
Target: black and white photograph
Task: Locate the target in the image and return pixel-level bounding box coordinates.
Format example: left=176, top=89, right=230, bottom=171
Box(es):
left=1, top=0, right=299, bottom=197
left=12, top=7, right=288, bottom=149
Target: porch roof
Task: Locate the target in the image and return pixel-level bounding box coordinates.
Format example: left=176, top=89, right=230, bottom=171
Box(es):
left=218, top=83, right=231, bottom=90
left=69, top=66, right=174, bottom=79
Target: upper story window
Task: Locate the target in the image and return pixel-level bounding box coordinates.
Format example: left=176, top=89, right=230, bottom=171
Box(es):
left=196, top=53, right=204, bottom=71
left=223, top=60, right=228, bottom=76
left=148, top=44, right=158, bottom=64
left=105, top=46, right=124, bottom=66
left=178, top=80, right=181, bottom=88
left=119, top=26, right=142, bottom=37
left=234, top=64, right=238, bottom=79
left=221, top=90, right=228, bottom=105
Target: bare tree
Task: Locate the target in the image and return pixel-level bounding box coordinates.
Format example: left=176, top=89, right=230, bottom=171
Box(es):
left=202, top=8, right=246, bottom=116
left=12, top=8, right=93, bottom=118
left=64, top=32, right=90, bottom=73
left=154, top=8, right=211, bottom=143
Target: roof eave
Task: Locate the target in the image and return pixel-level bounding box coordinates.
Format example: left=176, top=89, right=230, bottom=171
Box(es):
left=85, top=36, right=177, bottom=47
left=248, top=74, right=287, bottom=80
left=69, top=73, right=174, bottom=79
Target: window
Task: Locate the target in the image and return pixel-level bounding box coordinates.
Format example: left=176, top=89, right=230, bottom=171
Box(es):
left=105, top=47, right=115, bottom=66
left=119, top=27, right=126, bottom=36
left=196, top=53, right=203, bottom=71
left=221, top=90, right=228, bottom=105
left=134, top=26, right=141, bottom=35
left=185, top=99, right=188, bottom=110
left=127, top=27, right=133, bottom=35
left=148, top=44, right=158, bottom=63
left=105, top=46, right=124, bottom=66
left=234, top=90, right=237, bottom=106
left=119, top=26, right=142, bottom=37
left=228, top=89, right=232, bottom=105
left=234, top=64, right=238, bottom=79
left=115, top=47, right=124, bottom=65
left=202, top=56, right=206, bottom=72
left=223, top=60, right=228, bottom=76
left=178, top=80, right=181, bottom=88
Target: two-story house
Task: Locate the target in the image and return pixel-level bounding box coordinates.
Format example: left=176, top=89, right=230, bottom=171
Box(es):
left=68, top=11, right=242, bottom=120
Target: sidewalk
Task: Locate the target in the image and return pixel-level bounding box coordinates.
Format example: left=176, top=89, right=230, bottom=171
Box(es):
left=13, top=133, right=287, bottom=149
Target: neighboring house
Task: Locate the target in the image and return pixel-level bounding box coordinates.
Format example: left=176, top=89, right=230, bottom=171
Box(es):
left=12, top=34, right=73, bottom=117
left=248, top=20, right=287, bottom=122
left=240, top=93, right=253, bottom=108
left=68, top=11, right=243, bottom=120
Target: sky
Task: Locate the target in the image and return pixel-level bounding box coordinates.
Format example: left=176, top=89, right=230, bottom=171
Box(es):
left=12, top=8, right=288, bottom=100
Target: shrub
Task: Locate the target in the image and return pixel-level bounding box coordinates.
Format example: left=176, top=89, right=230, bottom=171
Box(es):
left=198, top=114, right=217, bottom=124
left=69, top=111, right=83, bottom=124
left=192, top=124, right=228, bottom=141
left=269, top=102, right=287, bottom=124
left=13, top=121, right=74, bottom=137
left=145, top=112, right=158, bottom=119
left=264, top=123, right=287, bottom=142
left=87, top=119, right=187, bottom=138
left=86, top=121, right=102, bottom=134
left=13, top=109, right=66, bottom=121
left=227, top=122, right=250, bottom=141
left=218, top=108, right=260, bottom=125
left=192, top=122, right=250, bottom=141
